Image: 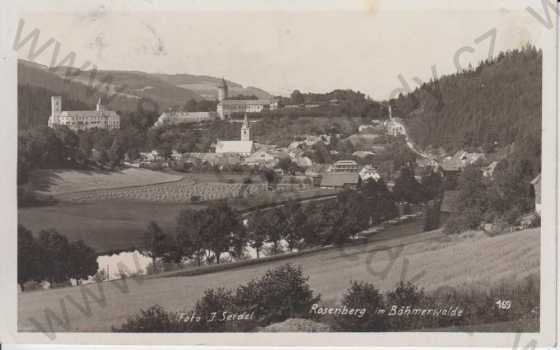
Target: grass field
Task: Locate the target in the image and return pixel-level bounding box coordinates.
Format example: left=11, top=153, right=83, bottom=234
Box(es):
left=30, top=168, right=183, bottom=195
left=18, top=200, right=201, bottom=253
left=18, top=227, right=540, bottom=332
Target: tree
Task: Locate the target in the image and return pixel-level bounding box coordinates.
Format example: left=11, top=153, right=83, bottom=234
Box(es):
left=142, top=221, right=173, bottom=273
left=336, top=281, right=387, bottom=331
left=323, top=191, right=369, bottom=245
left=392, top=166, right=426, bottom=204
left=234, top=264, right=321, bottom=326
left=204, top=202, right=244, bottom=264
left=262, top=209, right=288, bottom=254
left=290, top=90, right=305, bottom=105
left=66, top=240, right=99, bottom=283
left=247, top=210, right=268, bottom=258
left=280, top=200, right=307, bottom=252
left=421, top=170, right=443, bottom=201
left=299, top=202, right=328, bottom=246
left=361, top=178, right=398, bottom=224
left=444, top=164, right=489, bottom=233
left=36, top=229, right=72, bottom=284
left=176, top=208, right=211, bottom=266
left=17, top=225, right=42, bottom=291
left=28, top=229, right=98, bottom=285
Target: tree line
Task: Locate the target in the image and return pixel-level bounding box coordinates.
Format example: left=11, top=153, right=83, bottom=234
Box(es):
left=18, top=225, right=98, bottom=291
left=140, top=176, right=444, bottom=272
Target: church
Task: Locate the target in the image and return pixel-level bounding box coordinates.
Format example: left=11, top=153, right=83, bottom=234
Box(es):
left=216, top=78, right=278, bottom=119
left=48, top=96, right=120, bottom=131
left=215, top=115, right=255, bottom=155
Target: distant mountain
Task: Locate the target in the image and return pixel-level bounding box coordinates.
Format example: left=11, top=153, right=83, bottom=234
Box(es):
left=154, top=73, right=273, bottom=100
left=17, top=60, right=274, bottom=115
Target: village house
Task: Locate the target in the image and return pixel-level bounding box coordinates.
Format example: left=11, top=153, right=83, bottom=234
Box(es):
left=154, top=111, right=218, bottom=127
left=320, top=173, right=361, bottom=189
left=359, top=165, right=381, bottom=182
left=244, top=149, right=278, bottom=167
left=330, top=160, right=361, bottom=173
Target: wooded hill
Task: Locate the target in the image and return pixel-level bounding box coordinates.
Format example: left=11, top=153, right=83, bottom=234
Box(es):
left=17, top=59, right=272, bottom=119
left=392, top=46, right=542, bottom=158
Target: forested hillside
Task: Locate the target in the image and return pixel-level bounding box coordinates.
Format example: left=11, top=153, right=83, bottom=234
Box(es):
left=393, top=46, right=541, bottom=159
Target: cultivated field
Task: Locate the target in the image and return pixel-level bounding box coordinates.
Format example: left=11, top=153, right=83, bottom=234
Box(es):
left=56, top=179, right=268, bottom=203
left=18, top=227, right=540, bottom=332
left=30, top=168, right=183, bottom=195
left=19, top=168, right=337, bottom=252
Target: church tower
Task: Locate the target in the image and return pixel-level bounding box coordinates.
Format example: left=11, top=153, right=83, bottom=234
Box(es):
left=241, top=114, right=250, bottom=141
left=96, top=97, right=104, bottom=112
left=218, top=78, right=228, bottom=102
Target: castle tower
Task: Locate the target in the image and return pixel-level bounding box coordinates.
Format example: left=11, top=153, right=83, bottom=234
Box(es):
left=241, top=114, right=250, bottom=141
left=48, top=96, right=62, bottom=127
left=388, top=105, right=393, bottom=120
left=217, top=78, right=228, bottom=102
left=51, top=96, right=62, bottom=116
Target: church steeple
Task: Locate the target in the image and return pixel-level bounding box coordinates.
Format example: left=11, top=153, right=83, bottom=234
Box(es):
left=96, top=97, right=104, bottom=112
left=241, top=114, right=250, bottom=141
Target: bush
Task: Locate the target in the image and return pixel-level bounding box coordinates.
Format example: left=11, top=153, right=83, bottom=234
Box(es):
left=114, top=305, right=185, bottom=332
left=235, top=264, right=320, bottom=326
left=115, top=264, right=321, bottom=332
left=187, top=287, right=238, bottom=332
left=334, top=281, right=387, bottom=331
left=443, top=207, right=483, bottom=234
left=385, top=281, right=428, bottom=330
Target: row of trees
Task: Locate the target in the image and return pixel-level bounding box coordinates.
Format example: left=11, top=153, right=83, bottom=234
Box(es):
left=281, top=89, right=387, bottom=120
left=142, top=179, right=400, bottom=271
left=18, top=226, right=98, bottom=291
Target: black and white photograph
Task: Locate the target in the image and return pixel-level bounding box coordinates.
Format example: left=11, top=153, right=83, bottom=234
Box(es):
left=2, top=0, right=558, bottom=346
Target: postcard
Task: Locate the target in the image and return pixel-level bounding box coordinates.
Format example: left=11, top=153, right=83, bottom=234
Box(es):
left=0, top=0, right=557, bottom=347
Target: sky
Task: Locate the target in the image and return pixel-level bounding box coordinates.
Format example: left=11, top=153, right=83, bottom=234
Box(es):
left=14, top=0, right=548, bottom=100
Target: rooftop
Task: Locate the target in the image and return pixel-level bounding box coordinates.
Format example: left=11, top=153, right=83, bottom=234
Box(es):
left=215, top=140, right=254, bottom=154
left=320, top=173, right=360, bottom=188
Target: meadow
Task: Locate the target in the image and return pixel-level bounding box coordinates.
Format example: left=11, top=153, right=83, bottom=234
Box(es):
left=18, top=200, right=199, bottom=253
left=20, top=167, right=339, bottom=252
left=18, top=228, right=540, bottom=332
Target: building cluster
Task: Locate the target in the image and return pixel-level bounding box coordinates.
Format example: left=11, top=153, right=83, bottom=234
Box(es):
left=154, top=111, right=218, bottom=127
left=152, top=78, right=279, bottom=127
left=216, top=79, right=278, bottom=119
left=48, top=96, right=120, bottom=131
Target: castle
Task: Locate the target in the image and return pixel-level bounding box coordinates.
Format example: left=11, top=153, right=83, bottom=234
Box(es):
left=216, top=78, right=278, bottom=119
left=48, top=96, right=120, bottom=131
